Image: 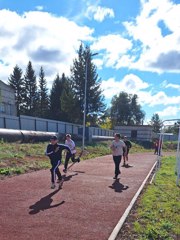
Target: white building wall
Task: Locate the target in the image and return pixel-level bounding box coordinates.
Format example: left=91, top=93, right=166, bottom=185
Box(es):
left=0, top=80, right=17, bottom=116
left=114, top=125, right=153, bottom=141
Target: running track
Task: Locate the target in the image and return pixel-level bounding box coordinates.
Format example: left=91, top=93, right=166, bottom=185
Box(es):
left=0, top=153, right=159, bottom=240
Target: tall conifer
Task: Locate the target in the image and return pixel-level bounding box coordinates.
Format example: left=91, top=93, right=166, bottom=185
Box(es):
left=8, top=65, right=24, bottom=116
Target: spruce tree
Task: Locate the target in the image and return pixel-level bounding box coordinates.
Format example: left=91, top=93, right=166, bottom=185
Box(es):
left=150, top=113, right=162, bottom=133
left=49, top=73, right=65, bottom=121
left=70, top=43, right=105, bottom=125
left=8, top=65, right=24, bottom=116
left=37, top=66, right=49, bottom=118
left=23, top=61, right=38, bottom=116
left=61, top=76, right=80, bottom=123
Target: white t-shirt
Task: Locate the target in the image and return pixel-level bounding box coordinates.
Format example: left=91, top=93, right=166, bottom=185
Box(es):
left=65, top=139, right=76, bottom=154
left=111, top=140, right=125, bottom=156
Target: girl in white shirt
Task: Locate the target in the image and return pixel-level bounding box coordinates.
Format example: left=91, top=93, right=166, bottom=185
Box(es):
left=110, top=133, right=126, bottom=179
left=63, top=134, right=80, bottom=172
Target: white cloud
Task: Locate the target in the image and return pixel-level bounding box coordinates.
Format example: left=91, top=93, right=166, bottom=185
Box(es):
left=165, top=83, right=180, bottom=91
left=161, top=80, right=180, bottom=91
left=101, top=74, right=149, bottom=99
left=101, top=73, right=180, bottom=110
left=156, top=106, right=180, bottom=117
left=123, top=0, right=180, bottom=73
left=35, top=6, right=44, bottom=11
left=86, top=5, right=114, bottom=22
left=0, top=9, right=94, bottom=86
left=139, top=91, right=180, bottom=107
left=92, top=34, right=132, bottom=68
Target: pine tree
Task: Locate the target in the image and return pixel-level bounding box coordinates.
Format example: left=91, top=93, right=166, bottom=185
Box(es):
left=70, top=43, right=105, bottom=125
left=8, top=65, right=24, bottom=116
left=61, top=76, right=80, bottom=123
left=49, top=73, right=65, bottom=121
left=129, top=94, right=145, bottom=125
left=150, top=113, right=162, bottom=133
left=23, top=61, right=38, bottom=116
left=37, top=67, right=50, bottom=118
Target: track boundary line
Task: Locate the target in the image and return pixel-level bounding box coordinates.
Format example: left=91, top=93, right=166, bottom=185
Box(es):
left=108, top=160, right=157, bottom=240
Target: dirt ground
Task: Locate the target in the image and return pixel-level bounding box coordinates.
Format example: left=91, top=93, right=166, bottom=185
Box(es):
left=0, top=153, right=158, bottom=240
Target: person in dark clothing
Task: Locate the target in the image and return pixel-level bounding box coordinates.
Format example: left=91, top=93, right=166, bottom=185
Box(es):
left=154, top=139, right=159, bottom=155
left=45, top=135, right=71, bottom=189
left=154, top=139, right=162, bottom=156
left=122, top=136, right=132, bottom=166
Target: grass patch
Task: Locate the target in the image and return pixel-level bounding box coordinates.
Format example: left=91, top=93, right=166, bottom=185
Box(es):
left=118, top=156, right=180, bottom=240
left=0, top=140, right=151, bottom=178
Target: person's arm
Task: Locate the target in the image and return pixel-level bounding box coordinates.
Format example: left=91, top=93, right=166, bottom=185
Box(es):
left=110, top=142, right=115, bottom=150
left=45, top=144, right=53, bottom=156
left=59, top=144, right=72, bottom=154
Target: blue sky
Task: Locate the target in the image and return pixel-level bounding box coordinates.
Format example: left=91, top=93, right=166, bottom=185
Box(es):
left=0, top=0, right=180, bottom=123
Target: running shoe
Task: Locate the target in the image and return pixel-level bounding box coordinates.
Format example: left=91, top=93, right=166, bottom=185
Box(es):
left=51, top=183, right=56, bottom=189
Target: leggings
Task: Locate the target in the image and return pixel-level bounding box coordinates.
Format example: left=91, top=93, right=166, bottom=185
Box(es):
left=50, top=160, right=61, bottom=183
left=113, top=155, right=122, bottom=176
left=64, top=152, right=75, bottom=169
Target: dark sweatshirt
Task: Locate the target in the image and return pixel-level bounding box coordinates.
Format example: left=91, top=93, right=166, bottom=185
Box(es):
left=46, top=143, right=71, bottom=162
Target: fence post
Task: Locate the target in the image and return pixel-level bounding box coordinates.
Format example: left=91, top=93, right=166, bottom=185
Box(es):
left=3, top=117, right=6, bottom=128
left=34, top=119, right=37, bottom=131
left=19, top=116, right=21, bottom=129
left=46, top=121, right=48, bottom=132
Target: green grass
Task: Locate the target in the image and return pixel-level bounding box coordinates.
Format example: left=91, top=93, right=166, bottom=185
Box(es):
left=131, top=156, right=180, bottom=240
left=0, top=140, right=150, bottom=178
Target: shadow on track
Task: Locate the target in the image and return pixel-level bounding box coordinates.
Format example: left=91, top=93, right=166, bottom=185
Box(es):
left=109, top=179, right=129, bottom=193
left=29, top=188, right=65, bottom=215
left=29, top=173, right=78, bottom=215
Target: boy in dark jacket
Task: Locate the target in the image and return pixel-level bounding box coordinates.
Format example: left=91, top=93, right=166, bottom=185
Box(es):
left=45, top=135, right=71, bottom=189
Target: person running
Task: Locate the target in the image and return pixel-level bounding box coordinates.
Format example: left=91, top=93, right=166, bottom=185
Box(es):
left=110, top=133, right=127, bottom=179
left=45, top=135, right=72, bottom=189
left=122, top=136, right=132, bottom=166
left=63, top=134, right=80, bottom=173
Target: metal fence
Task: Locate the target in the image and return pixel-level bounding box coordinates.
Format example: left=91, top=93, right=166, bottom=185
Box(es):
left=0, top=114, right=114, bottom=139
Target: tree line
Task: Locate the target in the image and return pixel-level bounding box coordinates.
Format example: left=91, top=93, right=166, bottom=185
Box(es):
left=8, top=43, right=146, bottom=128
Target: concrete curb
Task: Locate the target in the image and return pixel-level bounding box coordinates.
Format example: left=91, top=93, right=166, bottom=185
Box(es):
left=108, top=160, right=157, bottom=240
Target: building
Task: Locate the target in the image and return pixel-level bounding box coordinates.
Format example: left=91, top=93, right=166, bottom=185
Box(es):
left=0, top=80, right=17, bottom=116
left=114, top=125, right=153, bottom=141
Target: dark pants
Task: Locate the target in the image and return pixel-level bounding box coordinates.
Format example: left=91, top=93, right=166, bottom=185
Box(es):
left=64, top=152, right=75, bottom=170
left=50, top=160, right=62, bottom=183
left=113, top=155, right=122, bottom=176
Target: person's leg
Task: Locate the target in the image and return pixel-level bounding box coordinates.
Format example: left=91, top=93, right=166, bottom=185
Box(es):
left=126, top=149, right=129, bottom=166
left=122, top=151, right=126, bottom=166
left=113, top=156, right=121, bottom=178
left=154, top=147, right=158, bottom=155
left=50, top=160, right=61, bottom=189
left=71, top=153, right=75, bottom=162
left=64, top=152, right=71, bottom=171
left=72, top=153, right=80, bottom=163
left=55, top=160, right=62, bottom=181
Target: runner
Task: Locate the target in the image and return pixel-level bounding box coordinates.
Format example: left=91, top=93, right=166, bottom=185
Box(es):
left=63, top=134, right=80, bottom=173
left=122, top=136, right=132, bottom=166
left=110, top=133, right=127, bottom=179
left=45, top=135, right=72, bottom=189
